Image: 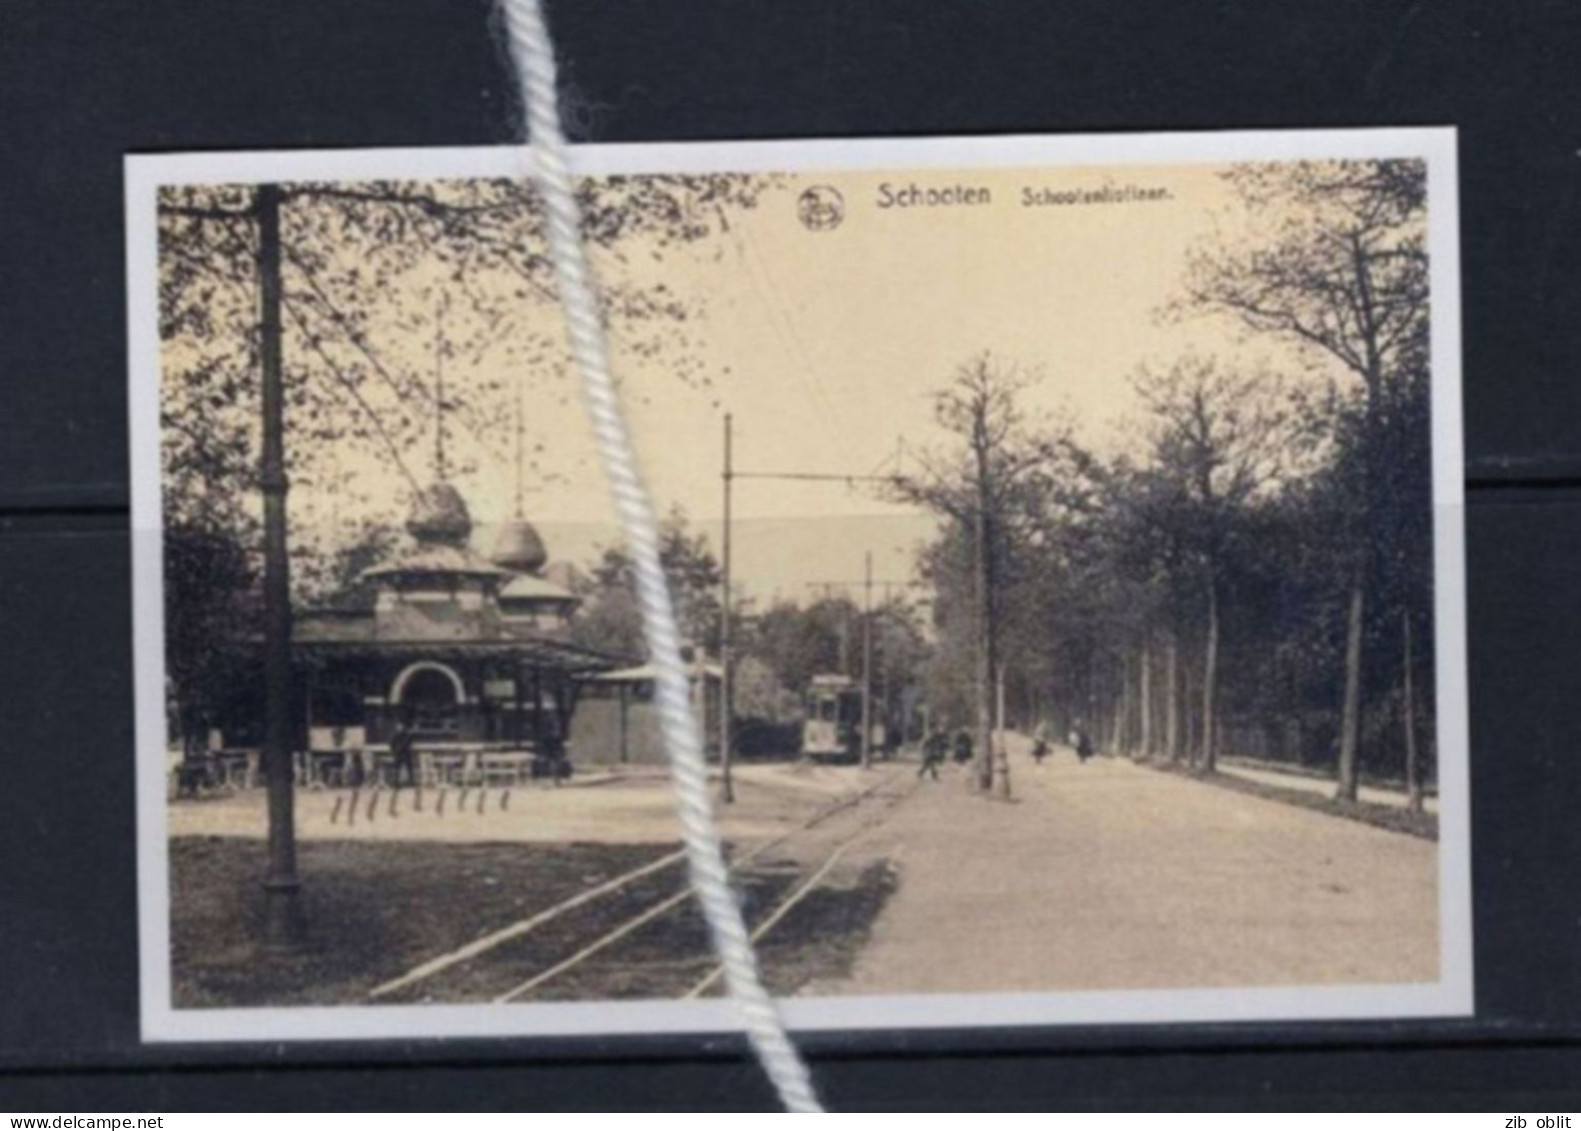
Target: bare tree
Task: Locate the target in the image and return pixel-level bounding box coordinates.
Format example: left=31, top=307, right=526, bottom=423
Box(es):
left=898, top=355, right=1050, bottom=795
left=1134, top=358, right=1291, bottom=772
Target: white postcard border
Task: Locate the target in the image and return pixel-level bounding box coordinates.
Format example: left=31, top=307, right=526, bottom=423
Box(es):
left=126, top=126, right=1471, bottom=1044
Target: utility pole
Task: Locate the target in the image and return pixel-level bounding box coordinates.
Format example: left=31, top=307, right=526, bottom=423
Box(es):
left=719, top=440, right=929, bottom=773
left=718, top=413, right=735, bottom=804
left=860, top=550, right=873, bottom=770
left=257, top=183, right=300, bottom=944
left=881, top=645, right=893, bottom=756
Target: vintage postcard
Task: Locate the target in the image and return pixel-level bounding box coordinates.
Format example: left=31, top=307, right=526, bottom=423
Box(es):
left=127, top=128, right=1469, bottom=1042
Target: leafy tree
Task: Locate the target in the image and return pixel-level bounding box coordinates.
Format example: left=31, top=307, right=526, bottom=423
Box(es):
left=730, top=654, right=793, bottom=721
left=1129, top=358, right=1292, bottom=770
left=572, top=507, right=724, bottom=660
left=1180, top=158, right=1428, bottom=799
left=164, top=520, right=259, bottom=752
left=896, top=162, right=1434, bottom=805
left=747, top=595, right=862, bottom=697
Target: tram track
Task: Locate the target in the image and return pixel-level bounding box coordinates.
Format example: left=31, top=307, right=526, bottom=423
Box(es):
left=371, top=763, right=917, bottom=1005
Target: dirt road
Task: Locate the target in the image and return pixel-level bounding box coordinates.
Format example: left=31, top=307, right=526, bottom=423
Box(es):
left=818, top=740, right=1438, bottom=996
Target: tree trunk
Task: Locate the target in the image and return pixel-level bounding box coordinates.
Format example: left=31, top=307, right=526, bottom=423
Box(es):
left=1336, top=579, right=1365, bottom=802
left=1110, top=663, right=1125, bottom=755
left=1113, top=651, right=1125, bottom=756
left=1340, top=234, right=1382, bottom=806
left=1165, top=632, right=1180, bottom=762
left=1403, top=610, right=1423, bottom=813
left=974, top=482, right=996, bottom=793
left=1139, top=639, right=1153, bottom=760
left=1202, top=575, right=1219, bottom=773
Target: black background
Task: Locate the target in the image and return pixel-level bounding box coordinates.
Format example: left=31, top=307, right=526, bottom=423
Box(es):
left=3, top=0, right=1580, bottom=1111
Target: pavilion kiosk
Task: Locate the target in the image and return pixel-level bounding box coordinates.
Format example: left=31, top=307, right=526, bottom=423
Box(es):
left=290, top=479, right=621, bottom=785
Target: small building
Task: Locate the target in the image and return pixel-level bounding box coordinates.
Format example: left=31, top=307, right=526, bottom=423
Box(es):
left=570, top=656, right=723, bottom=765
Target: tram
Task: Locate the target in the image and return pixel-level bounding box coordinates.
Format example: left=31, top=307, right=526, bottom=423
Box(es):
left=801, top=673, right=864, bottom=763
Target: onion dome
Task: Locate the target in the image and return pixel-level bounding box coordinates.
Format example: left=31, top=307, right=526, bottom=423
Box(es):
left=406, top=482, right=472, bottom=547
left=491, top=517, right=549, bottom=575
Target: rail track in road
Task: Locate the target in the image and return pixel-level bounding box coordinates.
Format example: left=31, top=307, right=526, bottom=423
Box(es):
left=370, top=763, right=919, bottom=1005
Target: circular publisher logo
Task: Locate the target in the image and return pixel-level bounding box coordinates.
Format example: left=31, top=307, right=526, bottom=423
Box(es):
left=797, top=185, right=845, bottom=231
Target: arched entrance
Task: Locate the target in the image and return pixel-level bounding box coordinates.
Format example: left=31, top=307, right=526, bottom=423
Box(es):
left=391, top=662, right=465, bottom=737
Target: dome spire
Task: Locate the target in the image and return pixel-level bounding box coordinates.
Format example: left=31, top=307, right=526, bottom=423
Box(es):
left=492, top=360, right=549, bottom=574
left=406, top=481, right=472, bottom=547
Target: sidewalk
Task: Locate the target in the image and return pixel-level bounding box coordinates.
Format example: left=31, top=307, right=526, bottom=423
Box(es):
left=813, top=738, right=1438, bottom=996
left=1217, top=758, right=1439, bottom=814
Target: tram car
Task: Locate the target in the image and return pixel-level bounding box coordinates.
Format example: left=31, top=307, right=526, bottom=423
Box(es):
left=801, top=673, right=863, bottom=763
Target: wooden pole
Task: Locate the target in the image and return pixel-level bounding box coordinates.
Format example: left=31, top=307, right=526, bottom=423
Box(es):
left=618, top=682, right=630, bottom=764
left=513, top=662, right=525, bottom=747
left=881, top=643, right=893, bottom=756
left=532, top=666, right=543, bottom=750
left=719, top=413, right=735, bottom=803
left=257, top=183, right=300, bottom=944
left=860, top=550, right=873, bottom=770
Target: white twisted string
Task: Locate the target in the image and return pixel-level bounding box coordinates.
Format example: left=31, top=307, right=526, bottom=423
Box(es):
left=497, top=0, right=824, bottom=1113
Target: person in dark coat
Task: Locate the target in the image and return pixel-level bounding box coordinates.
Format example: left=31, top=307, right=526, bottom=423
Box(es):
left=389, top=719, right=418, bottom=788
left=918, top=730, right=947, bottom=781
left=1076, top=727, right=1095, bottom=764
left=952, top=728, right=974, bottom=765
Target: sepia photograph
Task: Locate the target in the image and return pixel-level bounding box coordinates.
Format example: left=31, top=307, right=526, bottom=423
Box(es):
left=126, top=130, right=1469, bottom=1041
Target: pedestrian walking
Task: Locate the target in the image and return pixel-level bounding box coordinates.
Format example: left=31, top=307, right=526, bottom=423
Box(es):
left=952, top=728, right=974, bottom=765
left=918, top=731, right=947, bottom=781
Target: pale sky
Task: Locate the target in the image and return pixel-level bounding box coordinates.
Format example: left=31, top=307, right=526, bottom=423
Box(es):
left=169, top=160, right=1314, bottom=601
left=621, top=163, right=1241, bottom=528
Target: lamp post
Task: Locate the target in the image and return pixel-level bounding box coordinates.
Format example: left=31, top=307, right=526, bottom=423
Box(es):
left=257, top=182, right=301, bottom=944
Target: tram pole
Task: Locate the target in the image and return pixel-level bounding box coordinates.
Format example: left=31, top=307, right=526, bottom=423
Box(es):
left=719, top=413, right=735, bottom=804
left=257, top=182, right=301, bottom=944
left=860, top=551, right=873, bottom=770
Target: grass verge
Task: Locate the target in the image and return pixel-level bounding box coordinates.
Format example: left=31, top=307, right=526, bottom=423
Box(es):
left=170, top=836, right=896, bottom=1007
left=1140, top=759, right=1438, bottom=841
